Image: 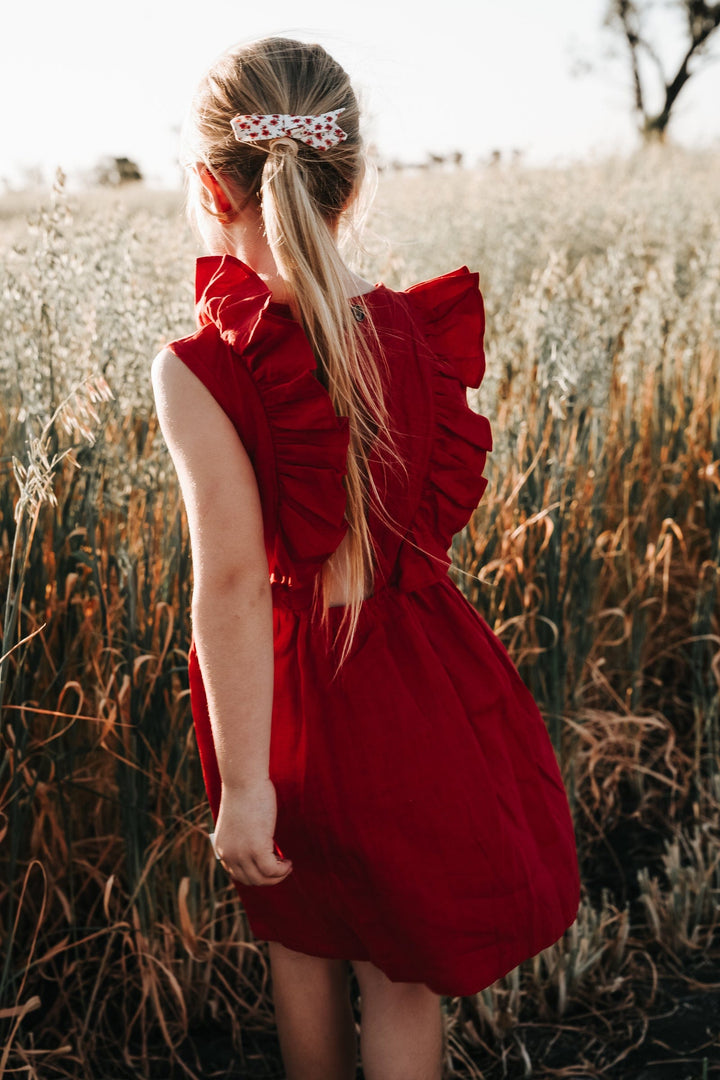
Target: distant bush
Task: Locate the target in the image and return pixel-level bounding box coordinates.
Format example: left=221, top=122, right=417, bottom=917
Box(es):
left=93, top=155, right=144, bottom=186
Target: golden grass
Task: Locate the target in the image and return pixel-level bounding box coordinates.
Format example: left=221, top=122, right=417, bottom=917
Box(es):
left=0, top=148, right=718, bottom=1077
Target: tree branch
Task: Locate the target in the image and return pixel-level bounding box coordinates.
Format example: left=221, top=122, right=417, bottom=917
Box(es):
left=683, top=1, right=720, bottom=43
left=658, top=2, right=720, bottom=125
left=616, top=0, right=648, bottom=118
left=636, top=34, right=667, bottom=81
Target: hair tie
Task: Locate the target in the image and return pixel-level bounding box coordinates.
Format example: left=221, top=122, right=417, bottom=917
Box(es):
left=268, top=136, right=299, bottom=157
left=230, top=109, right=347, bottom=151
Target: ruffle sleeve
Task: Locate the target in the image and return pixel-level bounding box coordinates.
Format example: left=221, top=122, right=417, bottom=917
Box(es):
left=396, top=267, right=493, bottom=591
left=171, top=255, right=351, bottom=585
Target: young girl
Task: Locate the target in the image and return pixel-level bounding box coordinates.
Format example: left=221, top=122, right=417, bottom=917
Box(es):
left=152, top=36, right=581, bottom=1080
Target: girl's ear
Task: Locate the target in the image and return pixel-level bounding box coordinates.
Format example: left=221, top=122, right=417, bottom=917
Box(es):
left=194, top=163, right=234, bottom=215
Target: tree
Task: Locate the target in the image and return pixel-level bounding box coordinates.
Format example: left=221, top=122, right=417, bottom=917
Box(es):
left=605, top=0, right=720, bottom=142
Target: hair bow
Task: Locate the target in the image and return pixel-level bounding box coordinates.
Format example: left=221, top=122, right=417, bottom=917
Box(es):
left=230, top=108, right=347, bottom=151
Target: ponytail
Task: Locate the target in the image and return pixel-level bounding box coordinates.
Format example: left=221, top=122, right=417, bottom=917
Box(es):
left=262, top=142, right=407, bottom=670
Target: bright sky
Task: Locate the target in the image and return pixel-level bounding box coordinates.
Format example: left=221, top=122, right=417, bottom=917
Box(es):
left=2, top=0, right=719, bottom=188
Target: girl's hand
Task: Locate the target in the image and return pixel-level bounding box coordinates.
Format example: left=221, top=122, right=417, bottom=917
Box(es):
left=213, top=777, right=293, bottom=887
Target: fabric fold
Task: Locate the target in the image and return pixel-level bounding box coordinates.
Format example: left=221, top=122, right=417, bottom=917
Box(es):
left=397, top=267, right=493, bottom=588
left=193, top=254, right=351, bottom=585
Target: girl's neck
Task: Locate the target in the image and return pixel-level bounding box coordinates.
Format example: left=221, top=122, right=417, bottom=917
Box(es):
left=205, top=206, right=374, bottom=306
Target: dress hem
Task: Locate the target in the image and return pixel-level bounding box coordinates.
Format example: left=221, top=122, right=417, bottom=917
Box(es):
left=244, top=897, right=581, bottom=998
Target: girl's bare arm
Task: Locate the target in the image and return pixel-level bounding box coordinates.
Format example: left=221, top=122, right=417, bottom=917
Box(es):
left=151, top=347, right=274, bottom=791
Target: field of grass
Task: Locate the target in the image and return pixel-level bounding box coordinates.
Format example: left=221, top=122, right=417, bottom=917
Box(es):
left=1, top=146, right=719, bottom=1078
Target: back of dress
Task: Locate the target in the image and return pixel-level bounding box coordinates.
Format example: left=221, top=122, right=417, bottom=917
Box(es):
left=168, top=254, right=581, bottom=997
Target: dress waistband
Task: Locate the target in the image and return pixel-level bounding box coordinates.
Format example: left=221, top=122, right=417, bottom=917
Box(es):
left=271, top=576, right=399, bottom=617
left=270, top=575, right=453, bottom=623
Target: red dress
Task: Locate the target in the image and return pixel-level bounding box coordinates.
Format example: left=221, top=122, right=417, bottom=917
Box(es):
left=167, top=254, right=581, bottom=997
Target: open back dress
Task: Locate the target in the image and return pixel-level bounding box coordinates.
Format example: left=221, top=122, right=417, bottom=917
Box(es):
left=167, top=254, right=582, bottom=997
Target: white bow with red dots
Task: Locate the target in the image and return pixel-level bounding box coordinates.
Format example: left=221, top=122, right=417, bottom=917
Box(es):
left=230, top=108, right=348, bottom=151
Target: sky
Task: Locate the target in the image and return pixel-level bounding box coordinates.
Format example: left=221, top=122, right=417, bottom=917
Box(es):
left=2, top=0, right=720, bottom=189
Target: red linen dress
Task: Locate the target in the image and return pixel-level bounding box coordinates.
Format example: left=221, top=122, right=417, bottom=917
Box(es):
left=167, top=254, right=581, bottom=997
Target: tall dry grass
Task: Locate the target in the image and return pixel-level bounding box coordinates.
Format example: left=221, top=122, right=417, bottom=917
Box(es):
left=0, top=149, right=718, bottom=1078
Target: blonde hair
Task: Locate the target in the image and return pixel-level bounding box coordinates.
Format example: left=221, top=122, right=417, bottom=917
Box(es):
left=183, top=37, right=407, bottom=671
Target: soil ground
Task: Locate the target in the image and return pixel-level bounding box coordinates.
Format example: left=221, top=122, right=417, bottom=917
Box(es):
left=114, top=949, right=719, bottom=1079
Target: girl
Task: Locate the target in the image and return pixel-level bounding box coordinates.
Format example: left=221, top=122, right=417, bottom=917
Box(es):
left=152, top=36, right=581, bottom=1080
